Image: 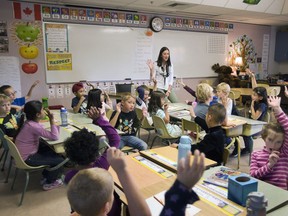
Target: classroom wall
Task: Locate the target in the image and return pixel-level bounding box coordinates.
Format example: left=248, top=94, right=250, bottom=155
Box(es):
left=0, top=0, right=283, bottom=108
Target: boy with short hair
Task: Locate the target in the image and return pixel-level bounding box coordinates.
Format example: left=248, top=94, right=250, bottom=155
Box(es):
left=71, top=82, right=88, bottom=113
left=194, top=83, right=214, bottom=120
left=0, top=94, right=19, bottom=138
left=174, top=103, right=226, bottom=165
left=110, top=93, right=148, bottom=151
left=0, top=80, right=39, bottom=111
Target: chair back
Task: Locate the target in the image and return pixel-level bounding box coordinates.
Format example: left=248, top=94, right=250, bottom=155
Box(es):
left=115, top=83, right=132, bottom=93
left=181, top=118, right=201, bottom=142
left=267, top=86, right=281, bottom=96
left=229, top=90, right=241, bottom=105
left=263, top=111, right=270, bottom=123
left=135, top=108, right=154, bottom=129
left=152, top=115, right=176, bottom=139
left=0, top=128, right=8, bottom=151
left=106, top=109, right=114, bottom=121
left=257, top=83, right=269, bottom=89
left=4, top=135, right=45, bottom=170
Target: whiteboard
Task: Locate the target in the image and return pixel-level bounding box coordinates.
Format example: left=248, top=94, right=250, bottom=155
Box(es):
left=44, top=23, right=228, bottom=83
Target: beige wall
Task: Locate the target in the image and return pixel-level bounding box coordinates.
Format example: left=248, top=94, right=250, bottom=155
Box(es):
left=0, top=0, right=284, bottom=108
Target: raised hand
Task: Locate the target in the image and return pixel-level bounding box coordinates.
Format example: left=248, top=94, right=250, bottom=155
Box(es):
left=115, top=102, right=122, bottom=113
left=87, top=106, right=101, bottom=120
left=107, top=147, right=126, bottom=173
left=146, top=59, right=154, bottom=70
left=177, top=150, right=205, bottom=189
left=284, top=86, right=288, bottom=98
left=268, top=151, right=280, bottom=169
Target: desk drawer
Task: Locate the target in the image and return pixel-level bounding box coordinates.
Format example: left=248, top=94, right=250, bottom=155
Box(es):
left=243, top=124, right=264, bottom=136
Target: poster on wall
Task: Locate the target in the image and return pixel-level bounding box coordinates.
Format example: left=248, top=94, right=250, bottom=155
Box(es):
left=45, top=23, right=68, bottom=52
left=0, top=21, right=8, bottom=53
left=46, top=53, right=72, bottom=71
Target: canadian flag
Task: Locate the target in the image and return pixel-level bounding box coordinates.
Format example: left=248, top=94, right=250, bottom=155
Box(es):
left=13, top=2, right=41, bottom=21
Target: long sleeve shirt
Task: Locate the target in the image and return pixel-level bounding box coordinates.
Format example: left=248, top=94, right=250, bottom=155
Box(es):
left=153, top=63, right=174, bottom=90
left=160, top=180, right=199, bottom=216
left=65, top=116, right=120, bottom=183
left=250, top=111, right=288, bottom=190
left=15, top=120, right=59, bottom=161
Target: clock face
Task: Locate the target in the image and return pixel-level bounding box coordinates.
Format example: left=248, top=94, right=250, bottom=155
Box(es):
left=151, top=17, right=164, bottom=32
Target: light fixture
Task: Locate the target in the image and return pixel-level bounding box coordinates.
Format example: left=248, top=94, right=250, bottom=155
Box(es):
left=243, top=0, right=261, bottom=5
left=235, top=57, right=243, bottom=76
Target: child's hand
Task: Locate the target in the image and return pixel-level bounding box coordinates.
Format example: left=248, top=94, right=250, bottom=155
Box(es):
left=268, top=96, right=281, bottom=111
left=107, top=147, right=126, bottom=173
left=163, top=103, right=169, bottom=111
left=87, top=106, right=101, bottom=120
left=285, top=86, right=288, bottom=98
left=80, top=95, right=86, bottom=103
left=170, top=143, right=178, bottom=148
left=189, top=106, right=196, bottom=118
left=268, top=151, right=280, bottom=169
left=45, top=108, right=54, bottom=121
left=221, top=96, right=228, bottom=108
left=116, top=102, right=122, bottom=113
left=177, top=150, right=205, bottom=190
left=32, top=80, right=40, bottom=88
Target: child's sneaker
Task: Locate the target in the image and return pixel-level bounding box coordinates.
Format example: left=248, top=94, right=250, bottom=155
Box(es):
left=43, top=179, right=63, bottom=191
left=40, top=178, right=47, bottom=186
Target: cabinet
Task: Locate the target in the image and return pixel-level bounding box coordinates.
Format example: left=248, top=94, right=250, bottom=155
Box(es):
left=274, top=31, right=288, bottom=62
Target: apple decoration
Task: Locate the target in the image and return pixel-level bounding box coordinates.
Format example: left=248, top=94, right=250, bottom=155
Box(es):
left=19, top=45, right=39, bottom=59
left=22, top=61, right=38, bottom=74
left=16, top=23, right=40, bottom=42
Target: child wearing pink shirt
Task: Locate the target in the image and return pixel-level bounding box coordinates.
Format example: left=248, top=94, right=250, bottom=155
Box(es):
left=250, top=96, right=288, bottom=190
left=15, top=100, right=64, bottom=190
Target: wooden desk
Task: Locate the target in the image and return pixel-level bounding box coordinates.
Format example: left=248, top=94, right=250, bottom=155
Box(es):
left=140, top=146, right=217, bottom=172
left=231, top=88, right=253, bottom=96
left=109, top=155, right=246, bottom=215
left=167, top=102, right=191, bottom=112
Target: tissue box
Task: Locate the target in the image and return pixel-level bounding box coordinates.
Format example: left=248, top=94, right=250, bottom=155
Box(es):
left=228, top=174, right=258, bottom=206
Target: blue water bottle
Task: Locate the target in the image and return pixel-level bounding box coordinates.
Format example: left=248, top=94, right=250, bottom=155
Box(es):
left=210, top=96, right=218, bottom=106
left=60, top=107, right=68, bottom=126
left=178, top=135, right=192, bottom=163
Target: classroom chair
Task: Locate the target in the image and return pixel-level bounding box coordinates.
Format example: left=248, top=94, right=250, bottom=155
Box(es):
left=267, top=86, right=281, bottom=97
left=106, top=109, right=114, bottom=121
left=222, top=148, right=231, bottom=166
left=0, top=128, right=9, bottom=172
left=229, top=89, right=247, bottom=117
left=135, top=108, right=154, bottom=143
left=225, top=137, right=241, bottom=169
left=257, top=83, right=270, bottom=89
left=181, top=118, right=201, bottom=143
left=4, top=135, right=69, bottom=206
left=150, top=115, right=180, bottom=149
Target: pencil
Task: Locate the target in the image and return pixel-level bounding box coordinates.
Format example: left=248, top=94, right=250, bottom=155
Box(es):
left=103, top=140, right=111, bottom=148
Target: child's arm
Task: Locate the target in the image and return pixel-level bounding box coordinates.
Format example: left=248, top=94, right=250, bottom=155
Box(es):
left=103, top=91, right=113, bottom=109
left=161, top=104, right=170, bottom=124
left=72, top=96, right=86, bottom=113
left=25, top=80, right=39, bottom=100
left=246, top=70, right=257, bottom=89
left=109, top=103, right=121, bottom=127
left=269, top=96, right=288, bottom=155
left=38, top=110, right=59, bottom=140
left=85, top=81, right=94, bottom=89
left=107, top=148, right=151, bottom=216
left=180, top=80, right=197, bottom=99
left=160, top=150, right=204, bottom=216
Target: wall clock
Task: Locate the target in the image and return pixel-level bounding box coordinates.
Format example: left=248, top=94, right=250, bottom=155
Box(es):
left=150, top=17, right=164, bottom=32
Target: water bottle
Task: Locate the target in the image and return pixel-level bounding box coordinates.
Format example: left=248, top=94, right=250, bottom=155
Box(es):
left=60, top=107, right=68, bottom=126
left=246, top=192, right=267, bottom=216
left=178, top=135, right=192, bottom=163
left=210, top=96, right=218, bottom=106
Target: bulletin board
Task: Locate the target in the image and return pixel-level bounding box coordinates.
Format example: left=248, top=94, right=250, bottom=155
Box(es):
left=43, top=22, right=228, bottom=83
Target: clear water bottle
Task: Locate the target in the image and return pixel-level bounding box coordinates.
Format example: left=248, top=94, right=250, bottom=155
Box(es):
left=178, top=135, right=192, bottom=163
left=246, top=192, right=267, bottom=216
left=60, top=107, right=68, bottom=126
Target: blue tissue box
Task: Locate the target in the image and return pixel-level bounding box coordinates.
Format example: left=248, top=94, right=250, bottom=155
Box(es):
left=228, top=174, right=258, bottom=206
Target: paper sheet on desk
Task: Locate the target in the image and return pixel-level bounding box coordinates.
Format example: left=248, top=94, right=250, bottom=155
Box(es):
left=146, top=190, right=201, bottom=216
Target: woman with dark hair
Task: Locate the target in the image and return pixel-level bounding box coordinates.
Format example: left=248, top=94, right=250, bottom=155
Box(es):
left=15, top=100, right=64, bottom=190
left=147, top=47, right=178, bottom=103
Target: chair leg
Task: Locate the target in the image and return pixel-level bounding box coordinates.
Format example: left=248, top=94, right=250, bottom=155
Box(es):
left=150, top=136, right=158, bottom=149
left=11, top=168, right=18, bottom=190
left=19, top=171, right=29, bottom=206
left=146, top=131, right=151, bottom=144
left=5, top=157, right=12, bottom=183
left=1, top=150, right=8, bottom=171
left=235, top=136, right=241, bottom=170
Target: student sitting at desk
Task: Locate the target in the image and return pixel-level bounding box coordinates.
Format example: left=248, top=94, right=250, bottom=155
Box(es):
left=0, top=94, right=20, bottom=139
left=135, top=85, right=153, bottom=126
left=148, top=91, right=182, bottom=137
left=194, top=83, right=214, bottom=120
left=250, top=96, right=288, bottom=190
left=87, top=88, right=112, bottom=121
left=64, top=106, right=122, bottom=216
left=173, top=103, right=226, bottom=165
left=15, top=101, right=64, bottom=190
left=110, top=93, right=148, bottom=151
left=71, top=82, right=88, bottom=114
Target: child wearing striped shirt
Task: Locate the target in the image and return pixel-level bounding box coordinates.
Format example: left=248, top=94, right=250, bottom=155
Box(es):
left=250, top=96, right=288, bottom=190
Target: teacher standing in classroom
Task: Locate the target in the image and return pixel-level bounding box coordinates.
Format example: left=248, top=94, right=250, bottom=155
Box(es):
left=147, top=47, right=178, bottom=103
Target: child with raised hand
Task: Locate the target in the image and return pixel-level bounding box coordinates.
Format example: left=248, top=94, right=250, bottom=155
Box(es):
left=250, top=96, right=288, bottom=190
left=110, top=93, right=147, bottom=151
left=71, top=82, right=88, bottom=114
left=0, top=80, right=39, bottom=111
left=15, top=100, right=64, bottom=190
left=64, top=106, right=121, bottom=216
left=0, top=94, right=19, bottom=139
left=87, top=88, right=112, bottom=121
left=179, top=79, right=197, bottom=104
left=160, top=150, right=205, bottom=216
left=148, top=91, right=182, bottom=137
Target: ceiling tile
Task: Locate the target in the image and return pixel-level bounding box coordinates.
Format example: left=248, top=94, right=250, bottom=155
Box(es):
left=225, top=0, right=248, bottom=10
left=246, top=0, right=274, bottom=13
left=266, top=0, right=285, bottom=14
left=201, top=0, right=229, bottom=7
